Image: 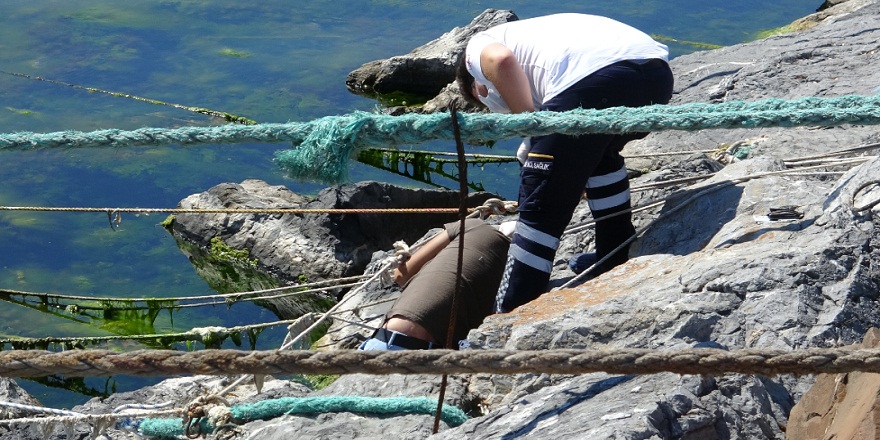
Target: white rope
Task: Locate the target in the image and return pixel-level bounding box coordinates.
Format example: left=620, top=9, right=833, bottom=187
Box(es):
left=623, top=148, right=719, bottom=158
left=467, top=198, right=518, bottom=219
left=564, top=200, right=666, bottom=236
left=324, top=315, right=382, bottom=331
left=0, top=400, right=86, bottom=417
left=113, top=400, right=175, bottom=413
left=330, top=295, right=400, bottom=315
left=0, top=318, right=304, bottom=348
left=379, top=241, right=413, bottom=287
left=282, top=264, right=392, bottom=351
left=0, top=274, right=368, bottom=305
left=0, top=404, right=181, bottom=436
left=215, top=259, right=403, bottom=397
left=784, top=156, right=877, bottom=167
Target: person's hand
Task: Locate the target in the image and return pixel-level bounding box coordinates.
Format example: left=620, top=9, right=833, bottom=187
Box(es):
left=516, top=137, right=531, bottom=164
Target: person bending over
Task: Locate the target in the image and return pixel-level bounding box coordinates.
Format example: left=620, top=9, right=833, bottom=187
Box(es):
left=456, top=13, right=674, bottom=313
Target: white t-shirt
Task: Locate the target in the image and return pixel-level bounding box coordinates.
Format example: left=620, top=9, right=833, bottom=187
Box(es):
left=465, top=13, right=669, bottom=109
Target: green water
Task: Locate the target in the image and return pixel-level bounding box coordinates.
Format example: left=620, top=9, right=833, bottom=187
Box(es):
left=0, top=1, right=820, bottom=407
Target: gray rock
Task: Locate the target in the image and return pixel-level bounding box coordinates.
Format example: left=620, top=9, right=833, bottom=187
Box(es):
left=455, top=153, right=876, bottom=438
left=437, top=373, right=791, bottom=440
left=0, top=378, right=46, bottom=440
left=624, top=0, right=880, bottom=174
left=168, top=179, right=500, bottom=286
left=345, top=9, right=517, bottom=107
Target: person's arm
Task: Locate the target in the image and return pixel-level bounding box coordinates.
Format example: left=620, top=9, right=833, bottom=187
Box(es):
left=479, top=43, right=534, bottom=114
left=393, top=230, right=451, bottom=286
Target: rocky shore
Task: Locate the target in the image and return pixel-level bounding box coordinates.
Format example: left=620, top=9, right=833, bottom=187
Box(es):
left=3, top=1, right=880, bottom=438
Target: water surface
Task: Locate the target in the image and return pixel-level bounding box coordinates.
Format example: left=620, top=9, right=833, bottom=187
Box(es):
left=0, top=1, right=819, bottom=406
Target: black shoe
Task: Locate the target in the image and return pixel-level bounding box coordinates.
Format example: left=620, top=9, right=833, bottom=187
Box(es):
left=568, top=252, right=598, bottom=275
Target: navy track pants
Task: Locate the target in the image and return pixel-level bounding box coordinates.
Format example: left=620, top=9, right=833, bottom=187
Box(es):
left=495, top=59, right=674, bottom=313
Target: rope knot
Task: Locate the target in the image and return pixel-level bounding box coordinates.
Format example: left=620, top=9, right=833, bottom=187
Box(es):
left=711, top=136, right=766, bottom=164
left=208, top=405, right=242, bottom=439
left=281, top=312, right=320, bottom=351
left=469, top=198, right=517, bottom=219
left=392, top=240, right=412, bottom=262
left=183, top=394, right=231, bottom=439
left=378, top=240, right=411, bottom=287
left=191, top=326, right=229, bottom=348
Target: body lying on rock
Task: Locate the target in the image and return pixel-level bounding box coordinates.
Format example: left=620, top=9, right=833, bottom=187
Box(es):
left=359, top=218, right=513, bottom=350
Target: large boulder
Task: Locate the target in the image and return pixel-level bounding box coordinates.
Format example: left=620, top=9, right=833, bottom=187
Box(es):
left=345, top=9, right=517, bottom=107
left=167, top=179, right=500, bottom=287
left=0, top=379, right=46, bottom=439
left=623, top=0, right=880, bottom=174
left=450, top=153, right=880, bottom=438
left=164, top=179, right=501, bottom=321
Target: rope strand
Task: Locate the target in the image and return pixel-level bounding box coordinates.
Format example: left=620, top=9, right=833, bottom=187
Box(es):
left=4, top=94, right=880, bottom=182
left=0, top=206, right=467, bottom=214
left=0, top=346, right=878, bottom=377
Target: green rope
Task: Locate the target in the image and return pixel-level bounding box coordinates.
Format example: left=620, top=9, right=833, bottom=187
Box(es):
left=0, top=71, right=257, bottom=125
left=3, top=95, right=880, bottom=183
left=138, top=396, right=468, bottom=437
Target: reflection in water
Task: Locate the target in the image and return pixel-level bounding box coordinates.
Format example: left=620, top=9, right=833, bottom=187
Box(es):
left=172, top=236, right=336, bottom=323
left=29, top=375, right=116, bottom=400
left=357, top=148, right=516, bottom=192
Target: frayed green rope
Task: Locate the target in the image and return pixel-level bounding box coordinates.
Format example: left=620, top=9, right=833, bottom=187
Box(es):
left=3, top=95, right=880, bottom=183
left=138, top=396, right=468, bottom=438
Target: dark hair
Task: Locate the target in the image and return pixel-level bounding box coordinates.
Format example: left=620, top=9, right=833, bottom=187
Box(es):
left=455, top=51, right=484, bottom=108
